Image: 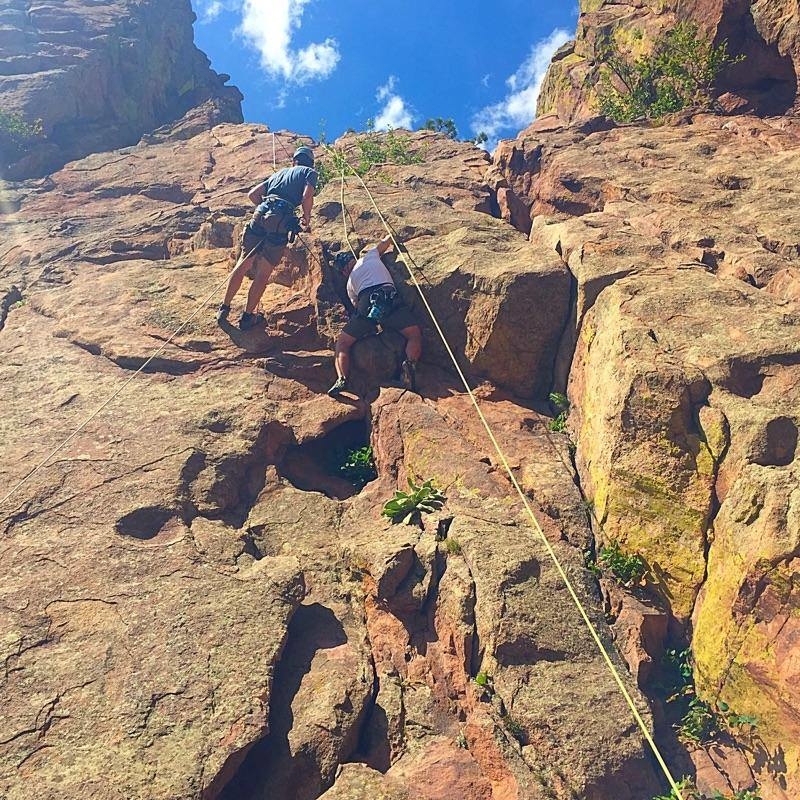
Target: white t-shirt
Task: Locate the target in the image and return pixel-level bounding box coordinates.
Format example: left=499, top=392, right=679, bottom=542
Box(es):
left=346, top=247, right=395, bottom=305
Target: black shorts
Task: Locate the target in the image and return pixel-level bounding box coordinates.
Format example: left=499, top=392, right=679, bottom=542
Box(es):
left=343, top=286, right=418, bottom=339
left=240, top=224, right=287, bottom=267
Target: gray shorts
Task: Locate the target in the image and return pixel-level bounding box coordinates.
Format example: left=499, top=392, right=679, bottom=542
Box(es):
left=343, top=287, right=419, bottom=339
left=240, top=224, right=286, bottom=267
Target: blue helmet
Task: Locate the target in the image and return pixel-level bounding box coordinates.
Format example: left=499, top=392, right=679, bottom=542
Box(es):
left=333, top=251, right=356, bottom=272
left=293, top=146, right=315, bottom=167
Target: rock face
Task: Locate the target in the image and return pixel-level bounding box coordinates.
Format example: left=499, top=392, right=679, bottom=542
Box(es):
left=0, top=0, right=243, bottom=178
left=0, top=123, right=665, bottom=799
left=493, top=111, right=800, bottom=798
left=1, top=3, right=799, bottom=799
left=537, top=0, right=800, bottom=123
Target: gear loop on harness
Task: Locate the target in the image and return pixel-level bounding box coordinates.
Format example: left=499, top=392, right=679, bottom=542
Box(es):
left=250, top=194, right=301, bottom=246
left=363, top=284, right=397, bottom=322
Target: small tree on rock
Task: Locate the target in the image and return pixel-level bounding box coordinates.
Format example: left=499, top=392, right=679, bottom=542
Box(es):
left=423, top=117, right=458, bottom=139
left=597, top=22, right=743, bottom=122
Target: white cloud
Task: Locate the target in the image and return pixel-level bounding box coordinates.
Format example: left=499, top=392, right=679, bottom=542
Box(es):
left=472, top=28, right=571, bottom=149
left=195, top=0, right=225, bottom=22
left=236, top=0, right=340, bottom=84
left=374, top=76, right=413, bottom=130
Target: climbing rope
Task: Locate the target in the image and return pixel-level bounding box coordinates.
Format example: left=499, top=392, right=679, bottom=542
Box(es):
left=339, top=165, right=357, bottom=260
left=0, top=242, right=262, bottom=514
left=337, top=154, right=686, bottom=800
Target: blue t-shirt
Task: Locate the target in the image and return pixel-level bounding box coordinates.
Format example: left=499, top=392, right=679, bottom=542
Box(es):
left=261, top=165, right=318, bottom=207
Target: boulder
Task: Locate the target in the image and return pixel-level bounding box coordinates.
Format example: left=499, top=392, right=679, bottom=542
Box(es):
left=0, top=0, right=243, bottom=178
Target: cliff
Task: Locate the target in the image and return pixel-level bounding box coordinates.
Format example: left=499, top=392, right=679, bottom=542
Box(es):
left=1, top=2, right=799, bottom=800
left=0, top=0, right=243, bottom=179
left=538, top=0, right=800, bottom=123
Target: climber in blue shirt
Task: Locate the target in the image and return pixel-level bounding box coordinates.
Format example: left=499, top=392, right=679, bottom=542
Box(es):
left=217, top=145, right=317, bottom=331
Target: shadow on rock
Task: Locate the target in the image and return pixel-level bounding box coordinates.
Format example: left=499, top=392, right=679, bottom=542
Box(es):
left=218, top=603, right=348, bottom=800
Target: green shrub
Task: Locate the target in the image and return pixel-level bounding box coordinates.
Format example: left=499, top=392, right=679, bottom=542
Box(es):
left=548, top=392, right=570, bottom=433
left=337, top=446, right=377, bottom=489
left=661, top=647, right=694, bottom=699
left=597, top=22, right=743, bottom=122
left=597, top=541, right=647, bottom=586
left=718, top=700, right=759, bottom=733
left=0, top=110, right=44, bottom=164
left=382, top=477, right=446, bottom=525
left=652, top=777, right=697, bottom=800
left=423, top=117, right=458, bottom=139
left=652, top=779, right=761, bottom=800
left=317, top=130, right=423, bottom=192
left=445, top=537, right=462, bottom=555
left=677, top=695, right=717, bottom=743
left=475, top=671, right=490, bottom=687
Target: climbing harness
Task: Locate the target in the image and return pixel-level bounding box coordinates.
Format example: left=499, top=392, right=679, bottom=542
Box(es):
left=251, top=194, right=302, bottom=245
left=363, top=285, right=397, bottom=322
left=334, top=151, right=686, bottom=800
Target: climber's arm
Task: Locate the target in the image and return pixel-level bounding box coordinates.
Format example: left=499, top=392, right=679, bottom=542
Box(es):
left=301, top=183, right=315, bottom=230
left=248, top=181, right=267, bottom=205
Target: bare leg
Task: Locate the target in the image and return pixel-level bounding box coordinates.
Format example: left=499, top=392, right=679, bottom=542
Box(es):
left=222, top=253, right=257, bottom=306
left=400, top=325, right=422, bottom=362
left=245, top=256, right=275, bottom=313
left=335, top=332, right=357, bottom=379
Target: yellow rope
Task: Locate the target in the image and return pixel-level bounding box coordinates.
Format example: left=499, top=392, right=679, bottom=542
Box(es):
left=339, top=166, right=357, bottom=260
left=340, top=158, right=685, bottom=800
left=0, top=243, right=262, bottom=514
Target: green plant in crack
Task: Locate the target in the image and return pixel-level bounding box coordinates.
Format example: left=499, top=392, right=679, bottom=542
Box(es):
left=0, top=109, right=44, bottom=165
left=475, top=671, right=491, bottom=688
left=597, top=541, right=648, bottom=587
left=548, top=392, right=570, bottom=433
left=717, top=700, right=759, bottom=734
left=651, top=778, right=762, bottom=800
left=444, top=537, right=462, bottom=555
left=676, top=695, right=717, bottom=744
left=337, top=445, right=377, bottom=490
left=382, top=477, right=446, bottom=525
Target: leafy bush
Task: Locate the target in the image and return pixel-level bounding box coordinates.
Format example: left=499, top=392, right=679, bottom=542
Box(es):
left=445, top=537, right=462, bottom=555
left=382, top=478, right=446, bottom=525
left=338, top=446, right=377, bottom=489
left=661, top=647, right=694, bottom=699
left=548, top=392, right=570, bottom=433
left=677, top=695, right=717, bottom=743
left=597, top=22, right=743, bottom=122
left=598, top=541, right=647, bottom=586
left=316, top=130, right=424, bottom=192
left=0, top=110, right=44, bottom=164
left=652, top=779, right=762, bottom=800
left=475, top=671, right=490, bottom=687
left=718, top=700, right=759, bottom=733
left=423, top=117, right=458, bottom=139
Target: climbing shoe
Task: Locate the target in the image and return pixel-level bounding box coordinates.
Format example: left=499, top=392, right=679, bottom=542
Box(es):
left=238, top=311, right=265, bottom=331
left=216, top=303, right=231, bottom=324
left=400, top=360, right=417, bottom=392
left=327, top=376, right=348, bottom=397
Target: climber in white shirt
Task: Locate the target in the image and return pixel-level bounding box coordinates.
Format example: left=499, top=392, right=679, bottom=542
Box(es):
left=328, top=235, right=421, bottom=396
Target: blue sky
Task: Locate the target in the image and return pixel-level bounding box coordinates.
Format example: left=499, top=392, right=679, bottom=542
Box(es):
left=190, top=1, right=578, bottom=148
